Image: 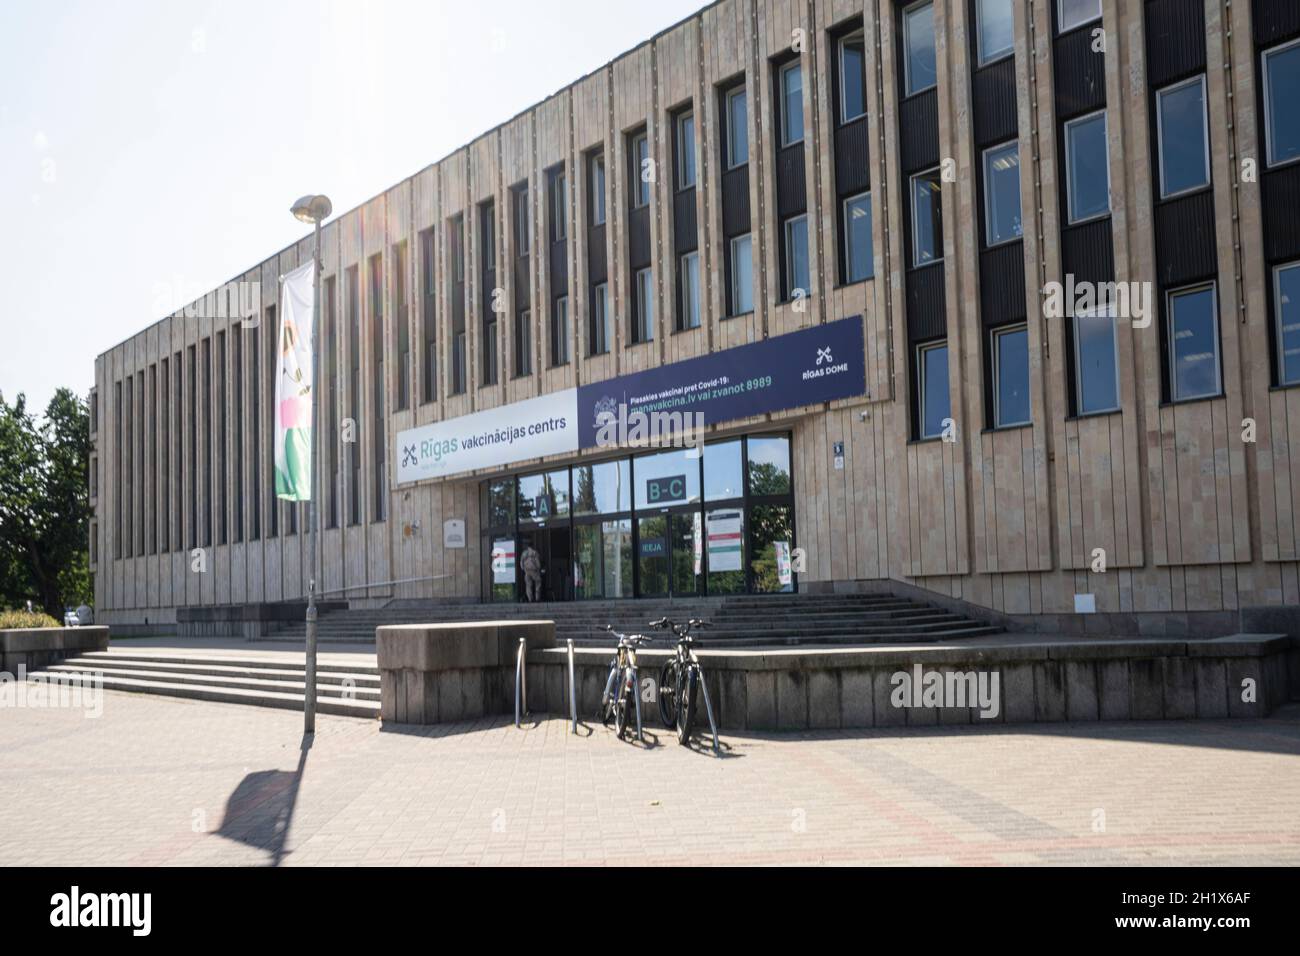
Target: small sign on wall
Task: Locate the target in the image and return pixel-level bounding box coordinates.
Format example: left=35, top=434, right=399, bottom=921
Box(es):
left=1074, top=593, right=1096, bottom=614
left=833, top=441, right=844, bottom=471
left=444, top=518, right=466, bottom=549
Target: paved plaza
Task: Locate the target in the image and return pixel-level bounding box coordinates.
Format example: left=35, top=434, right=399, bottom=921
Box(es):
left=2, top=688, right=1299, bottom=866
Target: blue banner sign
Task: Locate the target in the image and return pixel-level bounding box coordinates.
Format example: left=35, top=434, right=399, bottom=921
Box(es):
left=576, top=315, right=866, bottom=448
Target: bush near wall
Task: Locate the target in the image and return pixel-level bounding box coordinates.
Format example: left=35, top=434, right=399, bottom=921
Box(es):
left=0, top=609, right=61, bottom=629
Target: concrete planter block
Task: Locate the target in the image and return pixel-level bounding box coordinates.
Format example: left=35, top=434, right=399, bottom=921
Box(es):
left=1130, top=658, right=1165, bottom=720
left=1064, top=661, right=1099, bottom=721
left=1033, top=663, right=1066, bottom=722
left=776, top=671, right=808, bottom=730
left=1001, top=664, right=1036, bottom=724
left=839, top=669, right=873, bottom=728
left=1193, top=660, right=1228, bottom=718
left=807, top=671, right=841, bottom=729
left=1162, top=657, right=1196, bottom=719
left=872, top=669, right=906, bottom=727
left=718, top=669, right=747, bottom=731
left=745, top=671, right=777, bottom=731
left=1098, top=661, right=1132, bottom=720
left=1224, top=658, right=1263, bottom=718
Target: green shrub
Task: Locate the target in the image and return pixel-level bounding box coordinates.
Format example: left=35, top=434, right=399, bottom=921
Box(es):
left=0, top=609, right=61, bottom=629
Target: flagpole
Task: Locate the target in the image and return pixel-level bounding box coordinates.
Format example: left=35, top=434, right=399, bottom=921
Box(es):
left=304, top=215, right=321, bottom=735
left=291, top=193, right=331, bottom=737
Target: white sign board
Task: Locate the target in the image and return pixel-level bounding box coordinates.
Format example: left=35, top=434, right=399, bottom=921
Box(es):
left=706, top=510, right=743, bottom=572
left=443, top=518, right=466, bottom=549
left=395, top=389, right=580, bottom=484
left=491, top=539, right=516, bottom=584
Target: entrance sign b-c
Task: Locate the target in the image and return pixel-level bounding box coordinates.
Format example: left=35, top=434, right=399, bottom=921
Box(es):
left=646, top=474, right=687, bottom=505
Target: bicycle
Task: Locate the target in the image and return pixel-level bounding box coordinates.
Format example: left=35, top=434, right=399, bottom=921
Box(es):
left=598, top=625, right=650, bottom=741
left=651, top=617, right=719, bottom=751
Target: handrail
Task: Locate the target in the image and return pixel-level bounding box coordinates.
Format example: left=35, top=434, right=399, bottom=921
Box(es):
left=316, top=572, right=453, bottom=598
left=514, top=637, right=528, bottom=728
left=567, top=639, right=577, bottom=733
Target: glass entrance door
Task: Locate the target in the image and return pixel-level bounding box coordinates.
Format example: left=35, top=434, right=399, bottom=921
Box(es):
left=637, top=509, right=702, bottom=597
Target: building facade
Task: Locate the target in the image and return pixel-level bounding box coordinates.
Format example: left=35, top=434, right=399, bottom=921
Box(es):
left=90, top=0, right=1300, bottom=630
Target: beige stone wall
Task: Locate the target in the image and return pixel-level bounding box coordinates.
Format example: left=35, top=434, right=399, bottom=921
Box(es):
left=91, top=0, right=1300, bottom=626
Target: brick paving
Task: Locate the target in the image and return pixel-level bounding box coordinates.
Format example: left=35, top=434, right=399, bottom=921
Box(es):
left=2, top=689, right=1299, bottom=866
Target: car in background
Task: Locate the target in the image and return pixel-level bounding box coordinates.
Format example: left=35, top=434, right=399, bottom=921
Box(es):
left=63, top=607, right=80, bottom=627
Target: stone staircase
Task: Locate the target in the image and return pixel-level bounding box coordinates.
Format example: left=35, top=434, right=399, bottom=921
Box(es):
left=31, top=650, right=380, bottom=719
left=267, top=591, right=1002, bottom=647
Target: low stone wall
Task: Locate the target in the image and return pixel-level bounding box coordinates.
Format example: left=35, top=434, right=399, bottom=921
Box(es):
left=177, top=601, right=349, bottom=639
left=521, top=635, right=1297, bottom=731
left=1, top=627, right=110, bottom=673
left=376, top=621, right=555, bottom=724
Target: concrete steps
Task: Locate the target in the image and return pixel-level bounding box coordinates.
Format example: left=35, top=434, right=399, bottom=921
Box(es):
left=28, top=651, right=379, bottom=718
left=266, top=591, right=1002, bottom=647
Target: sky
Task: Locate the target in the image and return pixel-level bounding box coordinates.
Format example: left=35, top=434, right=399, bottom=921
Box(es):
left=0, top=0, right=705, bottom=413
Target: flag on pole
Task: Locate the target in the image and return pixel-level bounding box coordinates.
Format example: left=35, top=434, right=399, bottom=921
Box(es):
left=275, top=259, right=315, bottom=501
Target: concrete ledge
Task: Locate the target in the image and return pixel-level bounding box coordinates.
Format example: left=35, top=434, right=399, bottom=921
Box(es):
left=517, top=633, right=1295, bottom=731
left=377, top=621, right=554, bottom=725
left=1, top=626, right=109, bottom=672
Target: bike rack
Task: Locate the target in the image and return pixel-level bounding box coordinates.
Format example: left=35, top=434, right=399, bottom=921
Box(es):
left=514, top=637, right=528, bottom=728
left=696, top=658, right=720, bottom=754
left=632, top=661, right=644, bottom=742
left=567, top=639, right=578, bottom=734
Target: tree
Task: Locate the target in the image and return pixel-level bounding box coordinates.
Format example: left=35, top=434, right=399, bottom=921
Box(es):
left=0, top=388, right=91, bottom=616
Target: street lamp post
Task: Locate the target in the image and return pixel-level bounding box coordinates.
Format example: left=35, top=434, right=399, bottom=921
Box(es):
left=291, top=193, right=332, bottom=735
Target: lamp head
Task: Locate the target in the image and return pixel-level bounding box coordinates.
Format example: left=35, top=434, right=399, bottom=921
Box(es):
left=290, top=194, right=333, bottom=224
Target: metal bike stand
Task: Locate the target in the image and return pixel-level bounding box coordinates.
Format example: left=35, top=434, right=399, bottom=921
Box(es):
left=567, top=639, right=578, bottom=734
left=514, top=637, right=528, bottom=728
left=632, top=662, right=644, bottom=742
left=696, top=655, right=720, bottom=753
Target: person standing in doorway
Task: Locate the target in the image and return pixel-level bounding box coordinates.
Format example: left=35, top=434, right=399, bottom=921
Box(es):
left=520, top=543, right=543, bottom=603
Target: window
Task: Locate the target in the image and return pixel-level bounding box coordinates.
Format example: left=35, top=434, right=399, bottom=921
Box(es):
left=552, top=295, right=570, bottom=366
left=394, top=241, right=410, bottom=410
left=729, top=234, right=754, bottom=315
left=590, top=152, right=606, bottom=225
left=1276, top=263, right=1300, bottom=385
left=1263, top=38, right=1300, bottom=168
left=451, top=217, right=464, bottom=282
left=552, top=170, right=567, bottom=241
left=784, top=215, right=809, bottom=298
left=1065, top=110, right=1110, bottom=223
left=992, top=325, right=1031, bottom=427
left=420, top=228, right=437, bottom=403
left=680, top=252, right=701, bottom=329
left=844, top=192, right=874, bottom=283
left=591, top=283, right=610, bottom=354
left=910, top=168, right=943, bottom=266
left=917, top=341, right=950, bottom=439
left=780, top=60, right=804, bottom=146
left=1058, top=0, right=1101, bottom=33
left=634, top=268, right=654, bottom=343
left=903, top=1, right=937, bottom=96
left=1167, top=283, right=1221, bottom=402
left=676, top=111, right=696, bottom=189
left=632, top=132, right=650, bottom=207
left=983, top=141, right=1022, bottom=246
left=726, top=86, right=748, bottom=169
left=1073, top=306, right=1120, bottom=414
left=514, top=185, right=530, bottom=256
left=839, top=30, right=866, bottom=123
left=516, top=309, right=531, bottom=377
left=1156, top=76, right=1209, bottom=198
left=976, top=0, right=1014, bottom=65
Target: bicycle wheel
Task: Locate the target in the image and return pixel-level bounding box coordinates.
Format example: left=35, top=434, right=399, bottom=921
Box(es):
left=658, top=659, right=679, bottom=728
left=614, top=676, right=629, bottom=739
left=599, top=662, right=618, bottom=725
left=676, top=667, right=698, bottom=746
